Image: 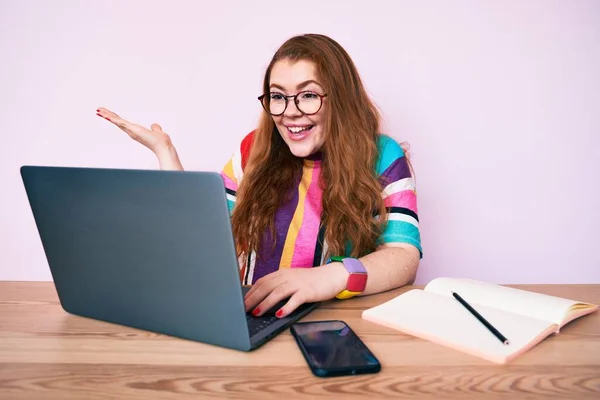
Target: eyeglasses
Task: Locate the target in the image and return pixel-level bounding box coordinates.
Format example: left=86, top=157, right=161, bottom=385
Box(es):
left=258, top=91, right=328, bottom=116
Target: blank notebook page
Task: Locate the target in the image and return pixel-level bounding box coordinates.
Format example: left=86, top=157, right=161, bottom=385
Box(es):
left=363, top=289, right=555, bottom=362
left=424, top=278, right=583, bottom=325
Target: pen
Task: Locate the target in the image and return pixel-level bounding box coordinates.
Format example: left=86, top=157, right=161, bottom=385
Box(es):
left=451, top=291, right=510, bottom=345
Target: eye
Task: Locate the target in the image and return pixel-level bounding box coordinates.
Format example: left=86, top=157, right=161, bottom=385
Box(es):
left=270, top=92, right=285, bottom=101
left=300, top=92, right=319, bottom=100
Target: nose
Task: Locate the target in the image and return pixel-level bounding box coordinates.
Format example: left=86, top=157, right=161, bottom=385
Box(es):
left=283, top=98, right=302, bottom=117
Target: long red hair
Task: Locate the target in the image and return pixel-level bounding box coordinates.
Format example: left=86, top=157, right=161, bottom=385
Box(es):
left=231, top=34, right=388, bottom=261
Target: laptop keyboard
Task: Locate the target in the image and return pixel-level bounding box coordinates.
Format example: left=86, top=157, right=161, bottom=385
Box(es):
left=240, top=287, right=291, bottom=337
left=246, top=313, right=279, bottom=336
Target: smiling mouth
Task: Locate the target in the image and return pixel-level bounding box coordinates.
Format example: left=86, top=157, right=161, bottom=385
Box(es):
left=287, top=125, right=314, bottom=134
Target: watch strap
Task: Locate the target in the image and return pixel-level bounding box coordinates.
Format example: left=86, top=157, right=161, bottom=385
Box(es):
left=328, top=256, right=367, bottom=299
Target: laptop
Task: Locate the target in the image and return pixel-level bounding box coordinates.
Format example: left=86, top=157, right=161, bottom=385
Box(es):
left=20, top=165, right=318, bottom=351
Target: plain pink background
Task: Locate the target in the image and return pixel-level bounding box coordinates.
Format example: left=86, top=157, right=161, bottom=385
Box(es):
left=1, top=0, right=598, bottom=284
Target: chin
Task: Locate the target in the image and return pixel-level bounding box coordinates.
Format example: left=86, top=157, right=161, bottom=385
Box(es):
left=282, top=136, right=323, bottom=159
left=287, top=143, right=318, bottom=158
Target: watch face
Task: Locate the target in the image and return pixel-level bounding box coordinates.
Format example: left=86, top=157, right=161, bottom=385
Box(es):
left=347, top=273, right=368, bottom=292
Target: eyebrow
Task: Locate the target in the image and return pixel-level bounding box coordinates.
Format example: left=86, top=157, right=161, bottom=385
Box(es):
left=269, top=80, right=323, bottom=92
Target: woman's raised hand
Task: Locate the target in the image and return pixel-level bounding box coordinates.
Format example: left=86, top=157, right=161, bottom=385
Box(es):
left=96, top=107, right=184, bottom=171
left=96, top=107, right=172, bottom=154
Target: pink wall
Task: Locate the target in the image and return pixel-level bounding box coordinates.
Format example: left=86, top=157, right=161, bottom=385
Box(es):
left=1, top=0, right=599, bottom=284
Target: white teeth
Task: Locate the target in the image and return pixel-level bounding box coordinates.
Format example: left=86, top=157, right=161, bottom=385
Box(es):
left=288, top=126, right=311, bottom=133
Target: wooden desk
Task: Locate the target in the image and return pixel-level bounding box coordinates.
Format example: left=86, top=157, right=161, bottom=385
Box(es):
left=0, top=283, right=598, bottom=400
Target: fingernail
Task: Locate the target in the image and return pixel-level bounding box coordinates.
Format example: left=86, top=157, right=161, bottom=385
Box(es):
left=104, top=117, right=111, bottom=121
left=252, top=308, right=260, bottom=316
left=275, top=309, right=284, bottom=318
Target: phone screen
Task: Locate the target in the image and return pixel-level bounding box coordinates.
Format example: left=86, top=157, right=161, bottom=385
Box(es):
left=290, top=320, right=381, bottom=377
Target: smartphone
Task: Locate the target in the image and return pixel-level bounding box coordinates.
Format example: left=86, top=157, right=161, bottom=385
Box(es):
left=290, top=320, right=381, bottom=377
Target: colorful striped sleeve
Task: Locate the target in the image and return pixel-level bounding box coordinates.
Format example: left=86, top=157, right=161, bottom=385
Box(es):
left=220, top=131, right=255, bottom=215
left=375, top=135, right=423, bottom=257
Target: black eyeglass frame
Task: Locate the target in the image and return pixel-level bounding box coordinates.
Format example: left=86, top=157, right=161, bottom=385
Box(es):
left=257, top=91, right=328, bottom=116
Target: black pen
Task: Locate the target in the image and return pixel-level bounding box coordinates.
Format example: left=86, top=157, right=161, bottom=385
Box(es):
left=451, top=291, right=510, bottom=345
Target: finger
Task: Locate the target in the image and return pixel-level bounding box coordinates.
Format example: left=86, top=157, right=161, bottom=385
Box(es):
left=244, top=277, right=279, bottom=313
left=246, top=278, right=281, bottom=314
left=96, top=107, right=120, bottom=120
left=244, top=272, right=280, bottom=303
left=253, top=284, right=295, bottom=317
left=96, top=107, right=113, bottom=122
left=276, top=292, right=306, bottom=318
left=96, top=108, right=131, bottom=130
left=151, top=123, right=163, bottom=132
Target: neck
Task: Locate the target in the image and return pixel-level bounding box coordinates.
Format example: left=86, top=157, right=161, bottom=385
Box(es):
left=304, top=151, right=323, bottom=161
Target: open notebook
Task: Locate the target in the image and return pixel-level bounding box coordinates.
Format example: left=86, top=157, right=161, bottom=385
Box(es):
left=362, top=278, right=598, bottom=364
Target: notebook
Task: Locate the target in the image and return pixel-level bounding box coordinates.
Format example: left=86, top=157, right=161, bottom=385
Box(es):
left=361, top=277, right=598, bottom=364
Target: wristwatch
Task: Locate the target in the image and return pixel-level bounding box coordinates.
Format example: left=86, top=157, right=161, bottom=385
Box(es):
left=328, top=256, right=368, bottom=299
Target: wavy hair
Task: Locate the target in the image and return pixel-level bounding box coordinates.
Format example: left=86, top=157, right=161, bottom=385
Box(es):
left=231, top=34, right=388, bottom=261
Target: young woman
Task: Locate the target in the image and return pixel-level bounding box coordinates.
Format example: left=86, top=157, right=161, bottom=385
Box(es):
left=96, top=33, right=422, bottom=320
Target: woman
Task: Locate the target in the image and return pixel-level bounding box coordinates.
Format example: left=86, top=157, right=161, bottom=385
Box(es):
left=96, top=33, right=422, bottom=320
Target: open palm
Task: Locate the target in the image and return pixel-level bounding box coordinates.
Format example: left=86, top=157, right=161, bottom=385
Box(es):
left=96, top=107, right=170, bottom=153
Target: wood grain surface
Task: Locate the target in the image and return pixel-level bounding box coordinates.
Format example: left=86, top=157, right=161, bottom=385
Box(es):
left=0, top=282, right=598, bottom=399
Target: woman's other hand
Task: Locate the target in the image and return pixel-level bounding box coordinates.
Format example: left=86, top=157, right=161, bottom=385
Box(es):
left=96, top=107, right=171, bottom=153
left=96, top=107, right=184, bottom=170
